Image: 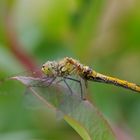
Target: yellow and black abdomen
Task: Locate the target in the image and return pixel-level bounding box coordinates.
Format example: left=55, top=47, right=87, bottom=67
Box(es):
left=89, top=71, right=140, bottom=93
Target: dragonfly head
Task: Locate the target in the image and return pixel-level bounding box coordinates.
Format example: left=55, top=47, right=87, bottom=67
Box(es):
left=41, top=61, right=57, bottom=76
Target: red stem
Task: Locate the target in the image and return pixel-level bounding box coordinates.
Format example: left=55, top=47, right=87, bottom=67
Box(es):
left=4, top=15, right=41, bottom=76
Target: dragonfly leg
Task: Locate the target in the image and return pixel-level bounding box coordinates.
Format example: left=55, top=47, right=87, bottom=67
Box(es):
left=56, top=78, right=73, bottom=95
left=29, top=77, right=56, bottom=88
left=63, top=79, right=73, bottom=95
left=45, top=77, right=56, bottom=87
left=64, top=77, right=84, bottom=99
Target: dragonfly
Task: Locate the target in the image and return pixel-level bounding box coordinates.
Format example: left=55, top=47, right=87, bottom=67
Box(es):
left=40, top=57, right=140, bottom=99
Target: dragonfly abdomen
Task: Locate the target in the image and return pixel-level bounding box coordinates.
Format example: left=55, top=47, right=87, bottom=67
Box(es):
left=90, top=72, right=140, bottom=93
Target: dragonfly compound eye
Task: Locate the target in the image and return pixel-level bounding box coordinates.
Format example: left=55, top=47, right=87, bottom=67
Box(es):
left=41, top=65, right=45, bottom=71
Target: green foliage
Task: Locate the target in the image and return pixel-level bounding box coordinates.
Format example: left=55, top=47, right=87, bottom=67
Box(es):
left=12, top=76, right=115, bottom=140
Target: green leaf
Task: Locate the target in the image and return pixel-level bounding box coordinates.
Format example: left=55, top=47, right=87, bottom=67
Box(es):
left=11, top=76, right=115, bottom=140
left=64, top=115, right=91, bottom=140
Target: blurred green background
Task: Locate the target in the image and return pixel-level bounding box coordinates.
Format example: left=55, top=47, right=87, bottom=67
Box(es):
left=0, top=0, right=140, bottom=139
